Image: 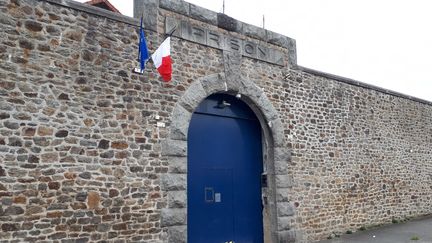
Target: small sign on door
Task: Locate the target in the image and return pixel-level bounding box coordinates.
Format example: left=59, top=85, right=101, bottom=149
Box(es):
left=205, top=187, right=214, bottom=202
left=215, top=193, right=221, bottom=202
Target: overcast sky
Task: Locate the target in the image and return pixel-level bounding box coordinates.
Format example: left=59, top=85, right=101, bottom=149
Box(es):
left=77, top=0, right=432, bottom=102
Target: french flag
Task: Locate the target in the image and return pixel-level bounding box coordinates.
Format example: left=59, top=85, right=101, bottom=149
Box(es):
left=151, top=37, right=172, bottom=82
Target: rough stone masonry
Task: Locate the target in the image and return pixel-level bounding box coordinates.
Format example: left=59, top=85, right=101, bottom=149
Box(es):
left=0, top=0, right=431, bottom=242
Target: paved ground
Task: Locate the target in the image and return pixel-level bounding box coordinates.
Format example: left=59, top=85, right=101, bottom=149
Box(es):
left=317, top=216, right=432, bottom=243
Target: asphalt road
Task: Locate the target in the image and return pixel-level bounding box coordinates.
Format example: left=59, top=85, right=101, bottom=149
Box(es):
left=317, top=216, right=432, bottom=243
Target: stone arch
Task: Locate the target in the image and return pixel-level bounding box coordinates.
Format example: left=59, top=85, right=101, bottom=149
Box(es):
left=160, top=58, right=295, bottom=242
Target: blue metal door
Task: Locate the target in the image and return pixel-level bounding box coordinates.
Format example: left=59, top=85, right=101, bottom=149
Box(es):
left=188, top=94, right=263, bottom=243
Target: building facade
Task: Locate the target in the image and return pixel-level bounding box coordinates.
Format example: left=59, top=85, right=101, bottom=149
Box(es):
left=0, top=0, right=431, bottom=242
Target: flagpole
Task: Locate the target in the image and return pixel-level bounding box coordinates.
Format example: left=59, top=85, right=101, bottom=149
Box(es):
left=166, top=25, right=177, bottom=38
left=142, top=11, right=154, bottom=64
left=137, top=12, right=143, bottom=61
left=134, top=12, right=150, bottom=74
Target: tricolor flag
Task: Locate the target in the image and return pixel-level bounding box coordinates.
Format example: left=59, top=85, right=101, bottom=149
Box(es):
left=138, top=16, right=149, bottom=72
left=151, top=37, right=172, bottom=82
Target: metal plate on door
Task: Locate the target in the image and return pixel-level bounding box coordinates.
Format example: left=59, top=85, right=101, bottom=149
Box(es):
left=205, top=187, right=214, bottom=202
left=215, top=193, right=221, bottom=202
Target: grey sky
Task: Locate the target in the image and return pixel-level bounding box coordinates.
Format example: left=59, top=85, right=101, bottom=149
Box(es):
left=77, top=0, right=432, bottom=102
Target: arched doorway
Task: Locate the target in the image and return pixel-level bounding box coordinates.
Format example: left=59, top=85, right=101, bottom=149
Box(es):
left=187, top=93, right=264, bottom=243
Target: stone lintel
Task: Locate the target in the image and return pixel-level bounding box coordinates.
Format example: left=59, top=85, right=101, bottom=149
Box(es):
left=159, top=0, right=297, bottom=52
left=167, top=16, right=287, bottom=66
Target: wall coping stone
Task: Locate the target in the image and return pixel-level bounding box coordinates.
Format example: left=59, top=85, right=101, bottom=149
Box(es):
left=40, top=0, right=431, bottom=107
left=158, top=0, right=297, bottom=55
left=296, top=65, right=432, bottom=106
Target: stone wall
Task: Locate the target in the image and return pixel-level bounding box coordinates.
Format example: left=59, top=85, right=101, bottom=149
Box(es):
left=0, top=0, right=173, bottom=242
left=259, top=67, right=432, bottom=241
left=0, top=0, right=431, bottom=242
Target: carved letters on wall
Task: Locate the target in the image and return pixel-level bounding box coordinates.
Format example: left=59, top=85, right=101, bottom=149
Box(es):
left=165, top=17, right=285, bottom=66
